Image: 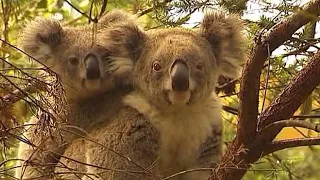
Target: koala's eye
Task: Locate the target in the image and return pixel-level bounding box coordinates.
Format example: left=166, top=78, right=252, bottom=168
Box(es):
left=69, top=57, right=79, bottom=66
left=152, top=61, right=162, bottom=72
left=196, top=62, right=204, bottom=70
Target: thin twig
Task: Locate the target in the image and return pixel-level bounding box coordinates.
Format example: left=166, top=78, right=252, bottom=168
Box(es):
left=162, top=168, right=212, bottom=180
left=63, top=0, right=97, bottom=23
left=261, top=43, right=272, bottom=112
left=137, top=0, right=173, bottom=17
left=0, top=39, right=56, bottom=74
left=99, top=0, right=108, bottom=18
left=88, top=0, right=95, bottom=23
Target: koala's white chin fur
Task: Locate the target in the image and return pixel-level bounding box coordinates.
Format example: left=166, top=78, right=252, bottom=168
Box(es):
left=123, top=91, right=222, bottom=179
left=168, top=90, right=190, bottom=105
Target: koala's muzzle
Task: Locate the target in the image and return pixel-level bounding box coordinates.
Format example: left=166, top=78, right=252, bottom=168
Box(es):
left=84, top=54, right=101, bottom=80
left=170, top=60, right=189, bottom=92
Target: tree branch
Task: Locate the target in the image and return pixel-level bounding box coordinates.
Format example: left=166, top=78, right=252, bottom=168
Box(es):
left=213, top=43, right=320, bottom=180
left=137, top=0, right=173, bottom=17
left=245, top=49, right=320, bottom=160
left=0, top=82, right=45, bottom=110
left=258, top=52, right=320, bottom=129
left=221, top=106, right=320, bottom=119
left=210, top=0, right=320, bottom=179
left=263, top=138, right=320, bottom=156
left=257, top=120, right=320, bottom=140
left=222, top=105, right=238, bottom=115
left=63, top=0, right=97, bottom=23
left=238, top=0, right=320, bottom=148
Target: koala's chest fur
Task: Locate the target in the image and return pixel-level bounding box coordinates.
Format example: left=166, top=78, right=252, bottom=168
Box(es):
left=123, top=91, right=222, bottom=171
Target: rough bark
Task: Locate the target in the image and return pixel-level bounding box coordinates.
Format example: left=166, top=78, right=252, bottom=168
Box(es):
left=211, top=33, right=320, bottom=180
left=209, top=0, right=320, bottom=179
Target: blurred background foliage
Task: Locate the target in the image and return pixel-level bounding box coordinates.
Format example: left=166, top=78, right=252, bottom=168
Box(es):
left=0, top=0, right=320, bottom=179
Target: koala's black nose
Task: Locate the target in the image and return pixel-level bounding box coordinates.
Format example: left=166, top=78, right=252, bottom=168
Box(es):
left=84, top=53, right=101, bottom=80
left=170, top=59, right=189, bottom=92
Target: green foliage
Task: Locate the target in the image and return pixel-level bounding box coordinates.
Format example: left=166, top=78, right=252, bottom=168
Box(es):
left=217, top=0, right=248, bottom=14
left=244, top=147, right=320, bottom=180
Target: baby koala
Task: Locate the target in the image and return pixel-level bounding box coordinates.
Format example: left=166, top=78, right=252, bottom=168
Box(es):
left=15, top=10, right=136, bottom=179
left=99, top=10, right=246, bottom=179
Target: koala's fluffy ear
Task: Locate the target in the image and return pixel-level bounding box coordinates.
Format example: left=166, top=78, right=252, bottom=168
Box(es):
left=98, top=22, right=146, bottom=77
left=19, top=18, right=63, bottom=66
left=200, top=11, right=247, bottom=78
left=98, top=9, right=136, bottom=28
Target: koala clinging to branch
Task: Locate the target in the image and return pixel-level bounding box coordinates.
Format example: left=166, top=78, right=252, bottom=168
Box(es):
left=94, top=10, right=246, bottom=180
left=15, top=10, right=137, bottom=179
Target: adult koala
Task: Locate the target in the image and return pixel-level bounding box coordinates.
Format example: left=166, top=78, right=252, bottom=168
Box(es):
left=71, top=10, right=246, bottom=180
left=15, top=10, right=137, bottom=179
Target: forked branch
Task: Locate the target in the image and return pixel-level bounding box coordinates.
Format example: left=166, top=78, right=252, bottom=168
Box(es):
left=210, top=0, right=320, bottom=179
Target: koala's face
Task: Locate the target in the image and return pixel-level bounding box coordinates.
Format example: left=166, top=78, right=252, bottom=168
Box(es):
left=20, top=10, right=135, bottom=101
left=134, top=30, right=218, bottom=108
left=46, top=27, right=115, bottom=98
left=99, top=11, right=246, bottom=110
